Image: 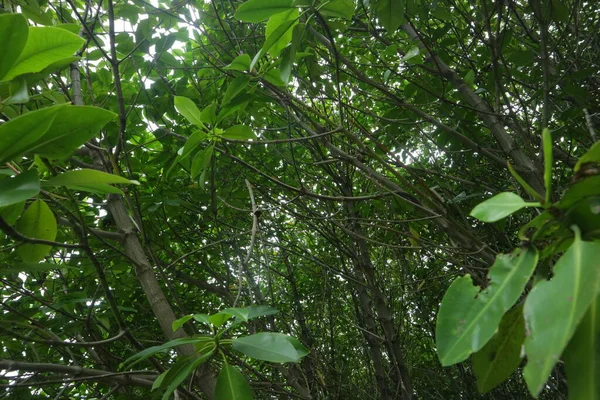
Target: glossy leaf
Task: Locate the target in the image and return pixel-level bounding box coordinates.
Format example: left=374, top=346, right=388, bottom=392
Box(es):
left=221, top=125, right=256, bottom=140
left=234, top=0, right=294, bottom=23
left=43, top=169, right=139, bottom=192
left=0, top=201, right=25, bottom=226
left=436, top=247, right=538, bottom=366
left=222, top=75, right=250, bottom=107
left=30, top=106, right=117, bottom=159
left=575, top=141, right=600, bottom=172
left=262, top=16, right=298, bottom=57
left=0, top=14, right=28, bottom=81
left=158, top=352, right=214, bottom=400
left=470, top=192, right=539, bottom=222
left=172, top=315, right=194, bottom=332
left=16, top=200, right=57, bottom=263
left=2, top=26, right=85, bottom=82
left=225, top=54, right=252, bottom=72
left=0, top=105, right=64, bottom=163
left=0, top=171, right=40, bottom=208
left=246, top=305, right=279, bottom=320
left=280, top=23, right=305, bottom=83
left=191, top=145, right=213, bottom=180
left=174, top=96, right=205, bottom=128
left=564, top=294, right=600, bottom=400
left=215, top=364, right=254, bottom=400
left=523, top=230, right=600, bottom=397
left=472, top=305, right=526, bottom=393
left=123, top=338, right=212, bottom=368
left=374, top=0, right=405, bottom=34
left=320, top=0, right=355, bottom=19
left=264, top=9, right=298, bottom=57
left=232, top=332, right=308, bottom=363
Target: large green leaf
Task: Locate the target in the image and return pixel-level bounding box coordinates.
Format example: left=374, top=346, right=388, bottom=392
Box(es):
left=264, top=9, right=299, bottom=57
left=320, top=0, right=355, bottom=19
left=262, top=15, right=298, bottom=57
left=234, top=0, right=294, bottom=23
left=232, top=332, right=308, bottom=363
left=280, top=23, right=305, bottom=83
left=472, top=305, right=526, bottom=393
left=523, top=231, right=600, bottom=397
left=0, top=171, right=40, bottom=208
left=123, top=338, right=214, bottom=368
left=436, top=247, right=538, bottom=366
left=221, top=125, right=256, bottom=140
left=0, top=105, right=65, bottom=163
left=470, top=192, right=539, bottom=222
left=31, top=106, right=117, bottom=159
left=0, top=14, right=28, bottom=81
left=564, top=294, right=600, bottom=400
left=214, top=364, right=254, bottom=400
left=156, top=352, right=215, bottom=400
left=15, top=200, right=57, bottom=263
left=2, top=26, right=85, bottom=82
left=374, top=0, right=405, bottom=33
left=575, top=141, right=600, bottom=172
left=222, top=75, right=250, bottom=107
left=174, top=96, right=205, bottom=128
left=43, top=169, right=139, bottom=194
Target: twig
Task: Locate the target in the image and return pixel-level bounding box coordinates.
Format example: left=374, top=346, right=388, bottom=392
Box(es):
left=233, top=179, right=259, bottom=308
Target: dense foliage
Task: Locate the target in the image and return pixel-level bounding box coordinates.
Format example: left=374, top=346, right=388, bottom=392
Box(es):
left=0, top=0, right=598, bottom=399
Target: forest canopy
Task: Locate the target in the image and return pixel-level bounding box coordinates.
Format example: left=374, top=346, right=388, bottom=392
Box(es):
left=0, top=0, right=599, bottom=399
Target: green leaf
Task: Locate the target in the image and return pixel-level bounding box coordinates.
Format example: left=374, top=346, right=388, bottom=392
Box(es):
left=16, top=200, right=57, bottom=263
left=401, top=46, right=420, bottom=62
left=472, top=305, right=526, bottom=393
left=564, top=294, right=600, bottom=400
left=123, top=338, right=212, bottom=368
left=280, top=23, right=305, bottom=83
left=193, top=314, right=212, bottom=326
left=1, top=262, right=77, bottom=276
left=436, top=247, right=538, bottom=366
left=43, top=169, right=139, bottom=193
left=2, top=26, right=85, bottom=82
left=0, top=201, right=25, bottom=226
left=262, top=16, right=298, bottom=57
left=575, top=141, right=600, bottom=172
left=246, top=305, right=279, bottom=320
left=0, top=14, right=28, bottom=81
left=209, top=312, right=233, bottom=328
left=234, top=0, right=294, bottom=23
left=172, top=315, right=194, bottom=332
left=158, top=352, right=214, bottom=400
left=222, top=75, right=250, bottom=107
left=215, top=364, right=254, bottom=400
left=200, top=102, right=217, bottom=125
left=374, top=0, right=406, bottom=34
left=320, top=0, right=355, bottom=19
left=180, top=130, right=209, bottom=161
left=29, top=106, right=116, bottom=160
left=470, top=192, right=539, bottom=222
left=191, top=145, right=213, bottom=180
left=221, top=125, right=256, bottom=140
left=523, top=229, right=600, bottom=397
left=0, top=105, right=64, bottom=163
left=264, top=9, right=299, bottom=57
left=225, top=54, right=252, bottom=72
left=507, top=161, right=544, bottom=203
left=232, top=332, right=307, bottom=363
left=174, top=96, right=205, bottom=128
left=0, top=170, right=40, bottom=208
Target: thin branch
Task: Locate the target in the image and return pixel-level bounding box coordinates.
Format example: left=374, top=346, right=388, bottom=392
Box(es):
left=233, top=179, right=259, bottom=308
